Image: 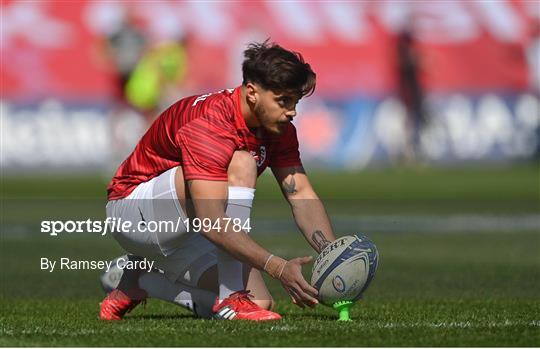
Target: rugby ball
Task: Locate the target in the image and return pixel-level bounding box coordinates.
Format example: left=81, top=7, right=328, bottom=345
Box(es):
left=311, top=235, right=379, bottom=306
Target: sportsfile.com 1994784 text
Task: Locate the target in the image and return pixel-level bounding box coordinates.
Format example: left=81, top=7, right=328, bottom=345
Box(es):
left=40, top=217, right=252, bottom=237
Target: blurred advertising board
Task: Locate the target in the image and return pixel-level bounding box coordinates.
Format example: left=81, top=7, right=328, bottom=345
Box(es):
left=2, top=94, right=538, bottom=170
left=295, top=93, right=539, bottom=168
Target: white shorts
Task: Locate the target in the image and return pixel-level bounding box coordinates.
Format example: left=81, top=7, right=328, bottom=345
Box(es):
left=106, top=167, right=217, bottom=287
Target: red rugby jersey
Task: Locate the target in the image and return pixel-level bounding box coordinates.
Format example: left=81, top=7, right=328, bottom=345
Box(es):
left=107, top=87, right=302, bottom=200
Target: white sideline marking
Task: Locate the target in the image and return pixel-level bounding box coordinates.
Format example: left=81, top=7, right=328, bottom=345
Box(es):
left=264, top=320, right=540, bottom=331
left=2, top=320, right=537, bottom=336
left=268, top=325, right=296, bottom=332
left=371, top=320, right=540, bottom=329
left=253, top=214, right=540, bottom=234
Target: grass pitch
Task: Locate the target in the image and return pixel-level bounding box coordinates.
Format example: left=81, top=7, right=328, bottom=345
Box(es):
left=1, top=165, right=539, bottom=346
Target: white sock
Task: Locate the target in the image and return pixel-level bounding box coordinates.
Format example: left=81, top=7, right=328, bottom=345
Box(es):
left=218, top=186, right=255, bottom=301
left=138, top=271, right=216, bottom=319
left=132, top=186, right=254, bottom=313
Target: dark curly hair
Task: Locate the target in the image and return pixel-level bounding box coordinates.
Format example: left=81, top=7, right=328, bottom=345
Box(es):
left=242, top=40, right=316, bottom=98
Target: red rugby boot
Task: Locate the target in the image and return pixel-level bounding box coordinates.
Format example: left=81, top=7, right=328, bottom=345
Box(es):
left=212, top=290, right=281, bottom=321
left=99, top=288, right=147, bottom=321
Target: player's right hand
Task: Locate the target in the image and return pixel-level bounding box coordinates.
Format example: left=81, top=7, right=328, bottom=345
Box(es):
left=278, top=256, right=319, bottom=308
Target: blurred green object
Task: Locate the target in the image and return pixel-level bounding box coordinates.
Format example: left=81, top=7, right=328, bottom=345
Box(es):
left=125, top=41, right=187, bottom=111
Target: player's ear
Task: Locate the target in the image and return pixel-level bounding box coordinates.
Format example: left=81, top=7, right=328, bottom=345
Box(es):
left=245, top=82, right=258, bottom=104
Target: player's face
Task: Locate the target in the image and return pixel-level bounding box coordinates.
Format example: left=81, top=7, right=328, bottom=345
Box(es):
left=254, top=89, right=299, bottom=135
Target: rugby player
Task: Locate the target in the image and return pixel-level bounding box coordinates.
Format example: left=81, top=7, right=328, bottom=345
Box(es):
left=100, top=41, right=336, bottom=321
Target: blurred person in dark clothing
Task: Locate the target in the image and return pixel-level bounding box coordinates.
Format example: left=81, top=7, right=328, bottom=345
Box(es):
left=99, top=8, right=148, bottom=173
left=396, top=23, right=427, bottom=163
left=105, top=10, right=147, bottom=104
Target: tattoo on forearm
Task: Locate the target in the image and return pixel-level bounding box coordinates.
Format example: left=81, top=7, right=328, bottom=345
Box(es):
left=312, top=230, right=331, bottom=252
left=283, top=177, right=297, bottom=195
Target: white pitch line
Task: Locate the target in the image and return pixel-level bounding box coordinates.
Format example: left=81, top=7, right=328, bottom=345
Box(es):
left=2, top=320, right=537, bottom=337
left=252, top=214, right=540, bottom=234
left=367, top=320, right=540, bottom=329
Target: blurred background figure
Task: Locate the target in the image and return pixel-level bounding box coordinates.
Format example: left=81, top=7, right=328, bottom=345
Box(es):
left=98, top=7, right=148, bottom=171
left=395, top=19, right=427, bottom=164
left=93, top=6, right=191, bottom=170
left=124, top=37, right=190, bottom=124
left=102, top=7, right=147, bottom=108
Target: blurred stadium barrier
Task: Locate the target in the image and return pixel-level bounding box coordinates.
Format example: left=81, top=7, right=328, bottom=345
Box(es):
left=1, top=1, right=539, bottom=170
left=2, top=94, right=538, bottom=170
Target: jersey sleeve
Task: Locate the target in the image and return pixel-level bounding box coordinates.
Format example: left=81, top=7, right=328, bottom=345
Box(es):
left=177, top=116, right=238, bottom=181
left=268, top=124, right=303, bottom=168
